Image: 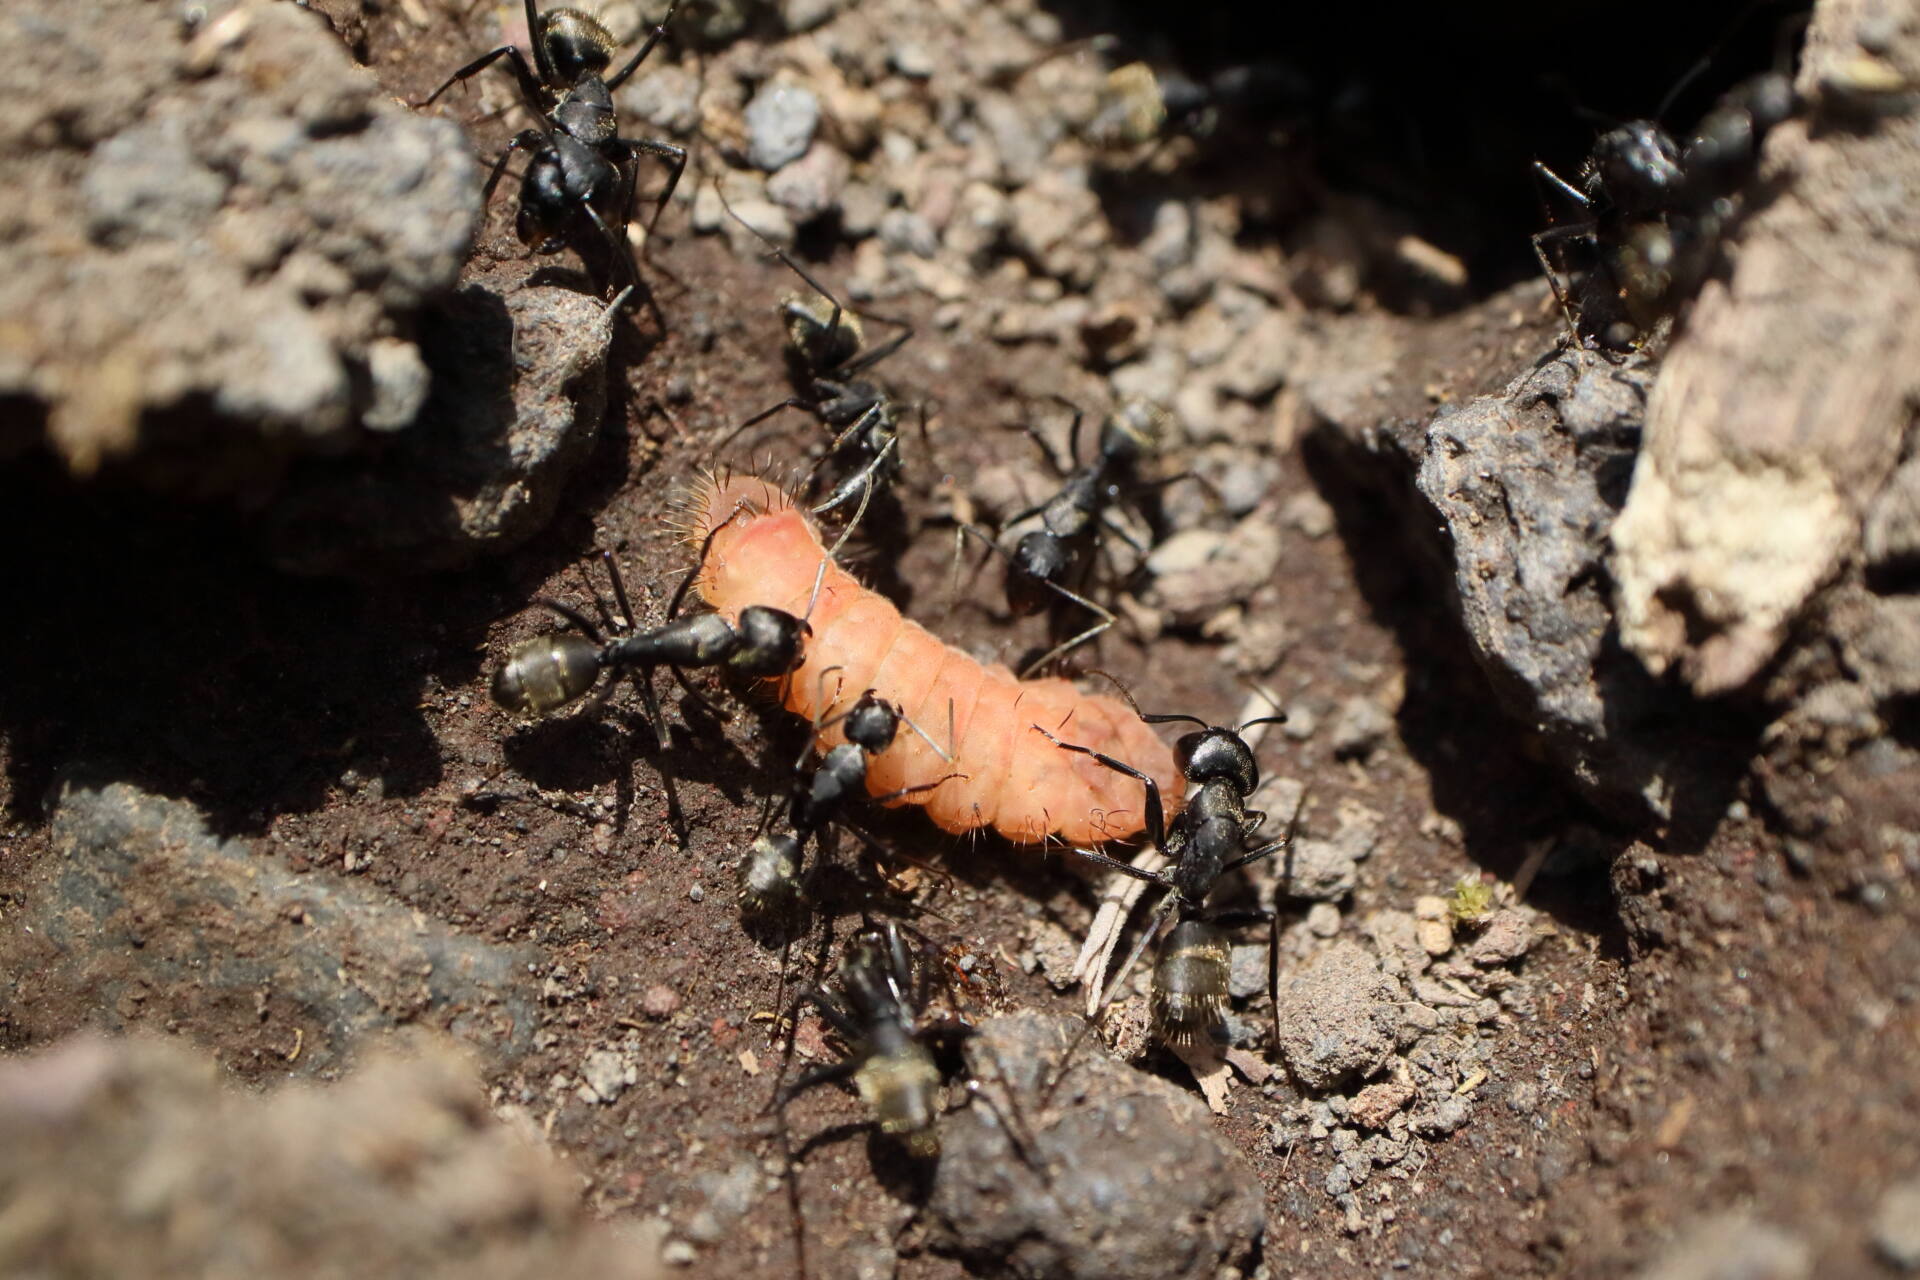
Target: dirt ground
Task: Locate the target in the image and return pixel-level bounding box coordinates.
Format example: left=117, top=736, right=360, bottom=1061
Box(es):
left=4, top=0, right=1919, bottom=1277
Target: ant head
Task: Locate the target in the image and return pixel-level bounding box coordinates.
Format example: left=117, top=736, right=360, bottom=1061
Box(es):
left=1006, top=531, right=1067, bottom=616
left=729, top=607, right=808, bottom=678
left=1174, top=727, right=1258, bottom=797
left=781, top=293, right=862, bottom=375
left=845, top=693, right=900, bottom=753
left=490, top=632, right=602, bottom=716
left=1588, top=122, right=1683, bottom=214
left=540, top=10, right=616, bottom=85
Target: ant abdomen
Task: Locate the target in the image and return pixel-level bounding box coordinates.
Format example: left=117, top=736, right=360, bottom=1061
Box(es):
left=539, top=9, right=619, bottom=83
left=491, top=632, right=602, bottom=715
left=855, top=1041, right=944, bottom=1158
left=739, top=831, right=807, bottom=925
left=1150, top=919, right=1233, bottom=1050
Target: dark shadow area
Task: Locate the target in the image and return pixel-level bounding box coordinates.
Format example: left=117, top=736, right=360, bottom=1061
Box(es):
left=1042, top=0, right=1810, bottom=303
left=0, top=459, right=501, bottom=831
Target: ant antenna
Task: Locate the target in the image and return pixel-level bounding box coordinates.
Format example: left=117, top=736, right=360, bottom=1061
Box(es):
left=1084, top=669, right=1209, bottom=730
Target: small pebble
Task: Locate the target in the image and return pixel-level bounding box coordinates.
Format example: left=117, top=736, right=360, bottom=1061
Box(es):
left=745, top=82, right=819, bottom=171
left=1306, top=902, right=1342, bottom=937
left=1873, top=1178, right=1920, bottom=1270
left=1465, top=908, right=1534, bottom=967
left=640, top=984, right=682, bottom=1019
left=688, top=883, right=705, bottom=903
left=1329, top=696, right=1393, bottom=760
left=662, top=1239, right=697, bottom=1267
left=889, top=41, right=935, bottom=79
left=1348, top=1081, right=1416, bottom=1130
left=765, top=143, right=849, bottom=220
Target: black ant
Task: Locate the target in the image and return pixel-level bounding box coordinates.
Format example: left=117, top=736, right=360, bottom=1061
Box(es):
left=717, top=196, right=914, bottom=518
left=491, top=538, right=806, bottom=737
left=1533, top=69, right=1796, bottom=349
left=1032, top=684, right=1302, bottom=1052
left=966, top=397, right=1166, bottom=677
left=739, top=677, right=960, bottom=934
left=774, top=919, right=973, bottom=1158
left=418, top=0, right=690, bottom=301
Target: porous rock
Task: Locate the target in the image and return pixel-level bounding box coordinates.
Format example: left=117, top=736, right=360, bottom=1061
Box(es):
left=1611, top=16, right=1920, bottom=696
left=0, top=1033, right=659, bottom=1279
left=12, top=773, right=540, bottom=1069
left=927, top=1013, right=1265, bottom=1280
left=264, top=284, right=619, bottom=574
left=1273, top=941, right=1399, bottom=1092
left=0, top=0, right=479, bottom=488
left=1414, top=349, right=1676, bottom=817
left=1632, top=1212, right=1811, bottom=1280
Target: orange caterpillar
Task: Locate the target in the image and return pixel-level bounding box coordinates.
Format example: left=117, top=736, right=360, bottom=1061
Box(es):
left=686, top=475, right=1180, bottom=845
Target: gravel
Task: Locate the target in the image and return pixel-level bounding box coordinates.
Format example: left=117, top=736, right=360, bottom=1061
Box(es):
left=745, top=81, right=821, bottom=171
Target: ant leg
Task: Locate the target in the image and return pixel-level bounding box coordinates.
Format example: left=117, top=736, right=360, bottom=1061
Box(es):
left=606, top=0, right=682, bottom=90
left=666, top=665, right=727, bottom=726
left=481, top=130, right=545, bottom=205
left=798, top=669, right=853, bottom=773
left=1071, top=844, right=1168, bottom=1013
left=1532, top=220, right=1595, bottom=341
left=1094, top=509, right=1148, bottom=557
left=609, top=661, right=685, bottom=840
left=623, top=138, right=689, bottom=249
left=774, top=1057, right=862, bottom=1109
left=870, top=772, right=966, bottom=807
left=880, top=919, right=915, bottom=1006
left=812, top=433, right=899, bottom=515
left=415, top=45, right=544, bottom=110
left=532, top=598, right=607, bottom=645
left=596, top=550, right=637, bottom=632
left=713, top=396, right=813, bottom=454
left=581, top=201, right=651, bottom=313
left=1017, top=581, right=1116, bottom=678
left=522, top=0, right=555, bottom=84
left=1028, top=723, right=1167, bottom=849
left=1019, top=414, right=1071, bottom=478
left=1220, top=788, right=1308, bottom=876
left=836, top=320, right=913, bottom=378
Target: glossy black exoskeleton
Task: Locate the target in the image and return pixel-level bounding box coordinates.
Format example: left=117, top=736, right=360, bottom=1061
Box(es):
left=717, top=199, right=915, bottom=518
left=1533, top=71, right=1796, bottom=349
left=419, top=0, right=689, bottom=300
left=1035, top=694, right=1302, bottom=1051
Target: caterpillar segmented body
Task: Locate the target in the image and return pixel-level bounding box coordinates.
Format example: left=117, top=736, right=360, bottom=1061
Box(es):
left=686, top=475, right=1179, bottom=845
